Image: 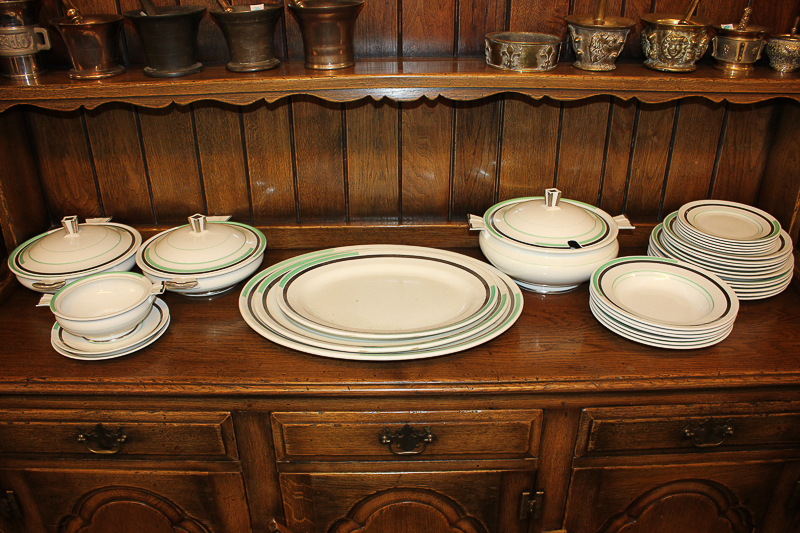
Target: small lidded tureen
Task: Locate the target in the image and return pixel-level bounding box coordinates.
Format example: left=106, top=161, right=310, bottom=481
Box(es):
left=136, top=214, right=266, bottom=296
left=469, top=189, right=633, bottom=293
left=8, top=216, right=141, bottom=293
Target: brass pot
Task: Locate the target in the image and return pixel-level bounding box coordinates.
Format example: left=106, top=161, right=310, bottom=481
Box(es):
left=711, top=25, right=770, bottom=73
left=51, top=14, right=126, bottom=79
left=211, top=4, right=283, bottom=72
left=484, top=32, right=561, bottom=72
left=288, top=0, right=364, bottom=70
left=565, top=14, right=635, bottom=71
left=641, top=13, right=711, bottom=72
left=765, top=34, right=800, bottom=73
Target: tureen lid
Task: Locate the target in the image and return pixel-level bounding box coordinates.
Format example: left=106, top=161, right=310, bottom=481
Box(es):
left=137, top=214, right=266, bottom=276
left=483, top=189, right=622, bottom=250
left=8, top=216, right=141, bottom=278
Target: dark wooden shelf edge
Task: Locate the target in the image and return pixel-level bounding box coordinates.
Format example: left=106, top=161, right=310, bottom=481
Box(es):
left=0, top=60, right=797, bottom=111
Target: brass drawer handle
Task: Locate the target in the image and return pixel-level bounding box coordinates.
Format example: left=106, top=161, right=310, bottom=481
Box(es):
left=682, top=417, right=734, bottom=448
left=76, top=423, right=127, bottom=454
left=379, top=424, right=436, bottom=455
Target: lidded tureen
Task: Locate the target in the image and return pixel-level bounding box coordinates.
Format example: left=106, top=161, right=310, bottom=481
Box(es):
left=469, top=189, right=633, bottom=293
left=136, top=214, right=266, bottom=296
left=8, top=216, right=141, bottom=293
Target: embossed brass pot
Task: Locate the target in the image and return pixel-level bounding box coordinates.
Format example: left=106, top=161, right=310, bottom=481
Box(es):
left=565, top=14, right=635, bottom=71
left=0, top=0, right=51, bottom=79
left=711, top=24, right=770, bottom=73
left=210, top=3, right=283, bottom=72
left=640, top=13, right=711, bottom=72
left=51, top=14, right=126, bottom=79
left=765, top=34, right=800, bottom=73
left=484, top=32, right=561, bottom=72
left=124, top=5, right=206, bottom=77
left=288, top=0, right=364, bottom=70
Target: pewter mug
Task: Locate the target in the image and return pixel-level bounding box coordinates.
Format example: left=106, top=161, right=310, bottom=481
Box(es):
left=0, top=0, right=51, bottom=79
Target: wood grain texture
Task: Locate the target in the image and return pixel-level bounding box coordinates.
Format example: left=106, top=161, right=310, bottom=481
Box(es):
left=117, top=0, right=180, bottom=67
left=291, top=95, right=346, bottom=222
left=622, top=0, right=653, bottom=59
left=24, top=108, right=101, bottom=220
left=346, top=98, right=399, bottom=221
left=242, top=99, right=297, bottom=224
left=137, top=104, right=206, bottom=223
left=624, top=102, right=676, bottom=219
left=508, top=0, right=569, bottom=37
left=84, top=103, right=154, bottom=224
left=457, top=0, right=506, bottom=57
left=711, top=102, right=776, bottom=206
left=556, top=96, right=611, bottom=205
left=402, top=0, right=454, bottom=57
left=193, top=101, right=251, bottom=221
left=660, top=98, right=725, bottom=217
left=401, top=98, right=452, bottom=222
left=757, top=100, right=800, bottom=244
left=599, top=98, right=636, bottom=217
left=451, top=96, right=501, bottom=220
left=355, top=0, right=398, bottom=57
left=498, top=95, right=560, bottom=200
left=536, top=409, right=582, bottom=531
left=0, top=109, right=49, bottom=250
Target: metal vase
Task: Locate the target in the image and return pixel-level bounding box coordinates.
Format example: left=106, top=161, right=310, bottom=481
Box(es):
left=640, top=13, right=711, bottom=72
left=124, top=5, right=206, bottom=78
left=565, top=14, right=635, bottom=71
left=711, top=25, right=770, bottom=74
left=51, top=14, right=125, bottom=79
left=288, top=0, right=364, bottom=70
left=0, top=0, right=51, bottom=79
left=210, top=4, right=283, bottom=72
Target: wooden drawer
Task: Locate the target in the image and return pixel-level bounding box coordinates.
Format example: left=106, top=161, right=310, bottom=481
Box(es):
left=0, top=410, right=238, bottom=459
left=576, top=403, right=800, bottom=457
left=271, top=410, right=542, bottom=461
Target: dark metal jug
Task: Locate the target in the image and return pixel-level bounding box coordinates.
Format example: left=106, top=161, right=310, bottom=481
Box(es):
left=124, top=5, right=206, bottom=77
left=210, top=3, right=283, bottom=72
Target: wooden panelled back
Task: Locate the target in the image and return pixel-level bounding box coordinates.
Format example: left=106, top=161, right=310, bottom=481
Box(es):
left=16, top=96, right=784, bottom=227
left=35, top=0, right=800, bottom=66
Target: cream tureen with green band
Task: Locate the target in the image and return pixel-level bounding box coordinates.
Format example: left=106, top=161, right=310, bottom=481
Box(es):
left=136, top=214, right=266, bottom=296
left=469, top=189, right=633, bottom=294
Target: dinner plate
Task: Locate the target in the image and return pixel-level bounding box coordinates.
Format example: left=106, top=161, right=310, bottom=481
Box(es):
left=52, top=298, right=170, bottom=360
left=673, top=222, right=776, bottom=255
left=275, top=251, right=502, bottom=339
left=677, top=200, right=781, bottom=245
left=590, top=299, right=734, bottom=349
left=239, top=245, right=524, bottom=361
left=591, top=256, right=738, bottom=330
left=256, top=265, right=509, bottom=353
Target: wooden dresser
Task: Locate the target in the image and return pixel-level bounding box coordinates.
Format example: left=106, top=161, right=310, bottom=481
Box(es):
left=1, top=0, right=799, bottom=531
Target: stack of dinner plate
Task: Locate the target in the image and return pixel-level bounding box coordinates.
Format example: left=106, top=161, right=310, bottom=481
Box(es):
left=589, top=256, right=739, bottom=350
left=239, top=245, right=523, bottom=361
left=648, top=200, right=794, bottom=300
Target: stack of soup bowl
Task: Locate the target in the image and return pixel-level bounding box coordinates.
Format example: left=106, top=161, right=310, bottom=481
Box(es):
left=648, top=200, right=794, bottom=300
left=589, top=255, right=739, bottom=349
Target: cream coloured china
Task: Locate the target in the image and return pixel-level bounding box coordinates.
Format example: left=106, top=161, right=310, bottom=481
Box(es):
left=275, top=253, right=499, bottom=339
left=8, top=216, right=141, bottom=293
left=41, top=271, right=164, bottom=341
left=469, top=188, right=633, bottom=293
left=239, top=245, right=523, bottom=361
left=51, top=298, right=170, bottom=360
left=678, top=199, right=781, bottom=246
left=591, top=256, right=738, bottom=331
left=137, top=214, right=266, bottom=296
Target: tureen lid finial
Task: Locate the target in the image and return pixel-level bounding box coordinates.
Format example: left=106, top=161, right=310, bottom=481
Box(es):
left=62, top=216, right=79, bottom=236
left=544, top=188, right=562, bottom=209
left=189, top=214, right=207, bottom=234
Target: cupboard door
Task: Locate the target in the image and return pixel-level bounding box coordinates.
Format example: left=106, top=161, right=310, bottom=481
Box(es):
left=280, top=469, right=536, bottom=533
left=0, top=467, right=250, bottom=533
left=564, top=461, right=788, bottom=533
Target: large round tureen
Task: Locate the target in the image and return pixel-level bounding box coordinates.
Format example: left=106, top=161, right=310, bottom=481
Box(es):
left=8, top=216, right=141, bottom=293
left=136, top=214, right=266, bottom=296
left=469, top=189, right=633, bottom=293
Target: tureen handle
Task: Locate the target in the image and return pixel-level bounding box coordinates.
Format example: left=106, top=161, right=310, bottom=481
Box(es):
left=61, top=216, right=79, bottom=235
left=32, top=279, right=67, bottom=291
left=544, top=188, right=562, bottom=208
left=467, top=214, right=485, bottom=230
left=151, top=281, right=166, bottom=295
left=37, top=294, right=53, bottom=307
left=613, top=214, right=635, bottom=230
